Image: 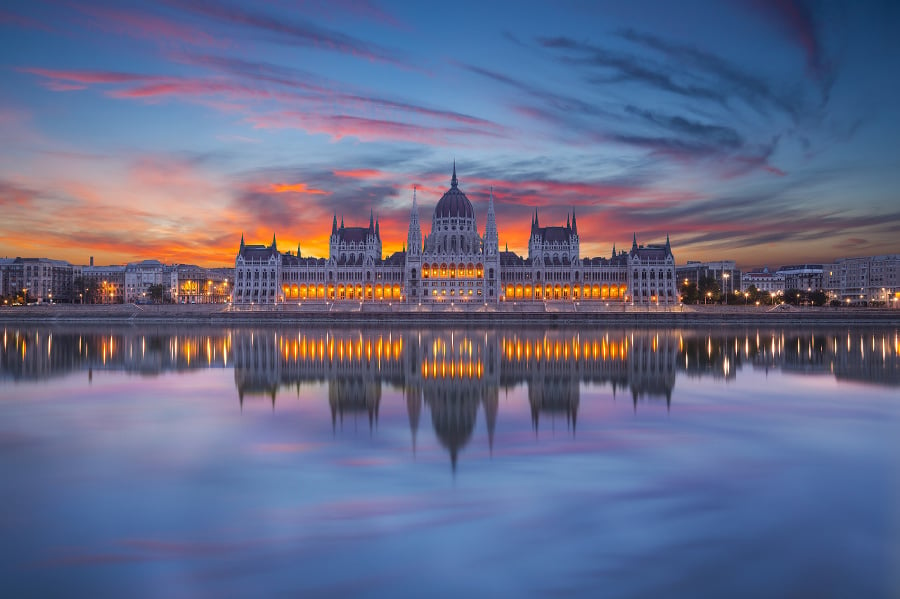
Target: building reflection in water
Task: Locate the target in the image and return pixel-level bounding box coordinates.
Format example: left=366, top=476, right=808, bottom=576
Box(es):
left=3, top=325, right=899, bottom=465
left=233, top=329, right=664, bottom=466
left=0, top=326, right=231, bottom=381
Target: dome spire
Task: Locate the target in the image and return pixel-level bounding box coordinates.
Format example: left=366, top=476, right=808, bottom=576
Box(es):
left=451, top=159, right=458, bottom=188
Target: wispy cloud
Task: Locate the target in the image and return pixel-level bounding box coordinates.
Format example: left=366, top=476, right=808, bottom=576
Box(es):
left=167, top=0, right=408, bottom=67
left=745, top=0, right=831, bottom=80
left=615, top=29, right=806, bottom=118
left=247, top=112, right=504, bottom=144
left=539, top=36, right=726, bottom=104
left=73, top=4, right=229, bottom=49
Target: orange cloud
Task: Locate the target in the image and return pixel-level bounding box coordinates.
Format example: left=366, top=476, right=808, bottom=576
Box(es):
left=333, top=169, right=384, bottom=179
left=266, top=183, right=329, bottom=195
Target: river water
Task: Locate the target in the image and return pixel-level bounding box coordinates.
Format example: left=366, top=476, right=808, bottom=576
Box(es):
left=1, top=325, right=899, bottom=598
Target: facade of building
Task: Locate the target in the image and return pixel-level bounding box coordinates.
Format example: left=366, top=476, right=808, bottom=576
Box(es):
left=777, top=264, right=824, bottom=293
left=172, top=264, right=231, bottom=304
left=676, top=260, right=742, bottom=300
left=743, top=267, right=784, bottom=295
left=81, top=264, right=126, bottom=303
left=125, top=260, right=167, bottom=303
left=0, top=257, right=77, bottom=303
left=233, top=167, right=679, bottom=307
left=0, top=258, right=15, bottom=300
left=824, top=255, right=900, bottom=306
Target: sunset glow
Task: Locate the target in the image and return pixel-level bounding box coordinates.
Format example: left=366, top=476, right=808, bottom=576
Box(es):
left=1, top=2, right=898, bottom=267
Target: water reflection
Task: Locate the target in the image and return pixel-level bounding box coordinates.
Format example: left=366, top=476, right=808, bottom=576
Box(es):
left=2, top=325, right=899, bottom=597
left=5, top=326, right=896, bottom=388
left=3, top=325, right=898, bottom=465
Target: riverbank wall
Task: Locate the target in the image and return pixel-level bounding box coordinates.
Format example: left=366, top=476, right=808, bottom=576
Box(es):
left=2, top=303, right=899, bottom=328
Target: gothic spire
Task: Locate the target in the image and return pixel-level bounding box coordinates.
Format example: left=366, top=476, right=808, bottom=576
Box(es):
left=484, top=185, right=498, bottom=256
left=271, top=233, right=277, bottom=250
left=332, top=214, right=337, bottom=235
left=632, top=232, right=638, bottom=251
left=407, top=185, right=422, bottom=257
left=451, top=160, right=458, bottom=188
left=572, top=209, right=577, bottom=233
left=240, top=233, right=244, bottom=249
left=369, top=208, right=374, bottom=231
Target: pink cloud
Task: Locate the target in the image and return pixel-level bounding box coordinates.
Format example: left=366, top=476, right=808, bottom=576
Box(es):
left=249, top=112, right=503, bottom=144
left=19, top=67, right=154, bottom=84
left=75, top=5, right=228, bottom=48
left=749, top=0, right=828, bottom=79
left=333, top=168, right=385, bottom=180
left=264, top=183, right=329, bottom=195
left=41, top=81, right=87, bottom=92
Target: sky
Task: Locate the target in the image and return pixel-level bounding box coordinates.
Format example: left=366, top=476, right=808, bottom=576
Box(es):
left=1, top=0, right=899, bottom=269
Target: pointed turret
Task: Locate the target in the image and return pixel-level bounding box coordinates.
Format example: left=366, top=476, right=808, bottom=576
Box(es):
left=406, top=185, right=422, bottom=257
left=297, top=243, right=301, bottom=258
left=665, top=233, right=671, bottom=255
left=341, top=215, right=344, bottom=228
left=451, top=160, right=458, bottom=188
left=612, top=243, right=616, bottom=258
left=369, top=208, right=374, bottom=232
left=240, top=233, right=245, bottom=250
left=534, top=209, right=539, bottom=228
left=567, top=213, right=571, bottom=229
left=632, top=232, right=638, bottom=252
left=375, top=218, right=380, bottom=239
left=271, top=233, right=277, bottom=250
left=484, top=185, right=499, bottom=257
left=331, top=214, right=337, bottom=236
left=572, top=210, right=577, bottom=234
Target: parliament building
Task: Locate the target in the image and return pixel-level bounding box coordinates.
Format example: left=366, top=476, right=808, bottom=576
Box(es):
left=232, top=165, right=678, bottom=306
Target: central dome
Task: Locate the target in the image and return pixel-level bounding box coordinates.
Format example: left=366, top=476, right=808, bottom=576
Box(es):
left=433, top=164, right=474, bottom=219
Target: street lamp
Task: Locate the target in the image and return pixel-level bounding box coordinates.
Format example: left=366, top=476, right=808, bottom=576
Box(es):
left=706, top=291, right=711, bottom=305
left=723, top=272, right=730, bottom=305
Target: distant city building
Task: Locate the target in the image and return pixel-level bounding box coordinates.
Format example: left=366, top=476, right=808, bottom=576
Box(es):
left=172, top=264, right=231, bottom=304
left=0, top=258, right=15, bottom=300
left=676, top=260, right=742, bottom=298
left=777, top=264, right=823, bottom=292
left=824, top=255, right=900, bottom=306
left=233, top=166, right=679, bottom=306
left=81, top=264, right=126, bottom=303
left=743, top=267, right=784, bottom=294
left=0, top=257, right=76, bottom=303
left=0, top=254, right=232, bottom=305
left=125, top=260, right=167, bottom=303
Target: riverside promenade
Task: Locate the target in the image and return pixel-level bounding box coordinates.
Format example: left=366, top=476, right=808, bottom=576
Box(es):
left=1, top=303, right=898, bottom=327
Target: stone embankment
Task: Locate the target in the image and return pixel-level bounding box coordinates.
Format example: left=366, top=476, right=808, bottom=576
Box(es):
left=1, top=303, right=898, bottom=327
